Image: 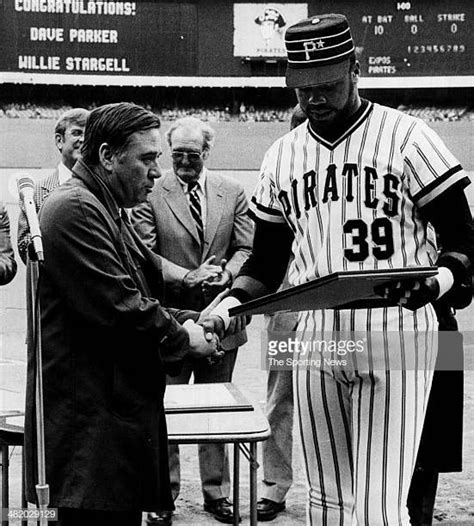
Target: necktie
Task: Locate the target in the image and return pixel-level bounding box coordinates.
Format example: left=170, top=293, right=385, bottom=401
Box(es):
left=188, top=182, right=204, bottom=245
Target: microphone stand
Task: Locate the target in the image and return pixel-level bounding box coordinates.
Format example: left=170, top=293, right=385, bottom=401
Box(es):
left=27, top=250, right=50, bottom=526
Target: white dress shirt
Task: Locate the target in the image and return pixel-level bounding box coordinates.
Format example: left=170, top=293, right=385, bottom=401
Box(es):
left=58, top=162, right=73, bottom=185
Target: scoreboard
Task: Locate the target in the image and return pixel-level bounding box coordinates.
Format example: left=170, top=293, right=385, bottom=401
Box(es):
left=341, top=1, right=471, bottom=82
left=0, top=0, right=472, bottom=88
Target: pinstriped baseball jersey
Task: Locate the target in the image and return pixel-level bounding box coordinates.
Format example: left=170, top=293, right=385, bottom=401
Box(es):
left=250, top=101, right=467, bottom=288
left=250, top=100, right=466, bottom=524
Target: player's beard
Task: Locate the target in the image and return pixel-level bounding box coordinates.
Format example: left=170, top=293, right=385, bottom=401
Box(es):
left=307, top=81, right=360, bottom=137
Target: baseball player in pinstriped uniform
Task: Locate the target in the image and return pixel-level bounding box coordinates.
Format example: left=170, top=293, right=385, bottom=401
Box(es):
left=207, top=14, right=474, bottom=525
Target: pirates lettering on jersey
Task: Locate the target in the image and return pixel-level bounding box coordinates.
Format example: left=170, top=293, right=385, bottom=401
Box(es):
left=363, top=167, right=400, bottom=216
left=277, top=162, right=401, bottom=233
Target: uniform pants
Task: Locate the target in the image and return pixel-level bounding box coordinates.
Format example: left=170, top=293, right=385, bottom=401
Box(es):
left=167, top=349, right=238, bottom=503
left=294, top=308, right=437, bottom=525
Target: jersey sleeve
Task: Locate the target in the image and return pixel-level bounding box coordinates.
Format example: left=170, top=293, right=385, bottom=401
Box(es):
left=248, top=146, right=287, bottom=224
left=403, top=119, right=469, bottom=208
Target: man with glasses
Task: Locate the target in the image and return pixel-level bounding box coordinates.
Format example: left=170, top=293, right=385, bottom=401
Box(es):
left=131, top=116, right=253, bottom=525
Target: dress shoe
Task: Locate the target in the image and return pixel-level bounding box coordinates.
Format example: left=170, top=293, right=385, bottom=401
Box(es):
left=146, top=510, right=173, bottom=525
left=203, top=497, right=240, bottom=524
left=256, top=498, right=286, bottom=521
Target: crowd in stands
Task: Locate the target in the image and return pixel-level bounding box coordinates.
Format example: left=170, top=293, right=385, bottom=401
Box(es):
left=0, top=101, right=472, bottom=123
left=0, top=102, right=74, bottom=120
left=397, top=105, right=472, bottom=122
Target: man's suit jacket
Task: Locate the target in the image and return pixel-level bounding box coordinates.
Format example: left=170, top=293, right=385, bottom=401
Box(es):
left=131, top=169, right=254, bottom=348
left=17, top=168, right=60, bottom=264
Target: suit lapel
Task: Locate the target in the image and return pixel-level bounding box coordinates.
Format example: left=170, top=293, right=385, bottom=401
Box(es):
left=162, top=172, right=202, bottom=246
left=203, top=174, right=224, bottom=260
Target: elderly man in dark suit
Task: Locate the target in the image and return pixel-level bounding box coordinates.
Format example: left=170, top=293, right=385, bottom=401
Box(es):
left=17, top=107, right=89, bottom=263
left=131, top=116, right=253, bottom=525
left=24, top=103, right=222, bottom=526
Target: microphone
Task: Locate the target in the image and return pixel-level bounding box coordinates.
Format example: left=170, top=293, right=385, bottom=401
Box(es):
left=17, top=176, right=44, bottom=262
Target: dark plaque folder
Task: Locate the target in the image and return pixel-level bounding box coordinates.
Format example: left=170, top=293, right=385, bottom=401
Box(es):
left=229, top=267, right=438, bottom=316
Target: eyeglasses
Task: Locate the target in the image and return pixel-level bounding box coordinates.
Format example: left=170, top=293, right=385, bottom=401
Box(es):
left=171, top=150, right=203, bottom=162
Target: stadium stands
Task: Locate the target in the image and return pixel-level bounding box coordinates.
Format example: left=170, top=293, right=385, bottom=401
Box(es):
left=0, top=101, right=472, bottom=123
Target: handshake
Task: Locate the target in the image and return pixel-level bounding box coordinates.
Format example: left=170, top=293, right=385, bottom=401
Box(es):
left=183, top=289, right=249, bottom=363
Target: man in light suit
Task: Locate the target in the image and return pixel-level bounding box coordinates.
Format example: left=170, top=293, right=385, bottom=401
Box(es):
left=131, top=117, right=253, bottom=525
left=17, top=107, right=89, bottom=263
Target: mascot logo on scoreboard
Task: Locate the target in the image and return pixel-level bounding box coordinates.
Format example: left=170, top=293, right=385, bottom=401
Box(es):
left=254, top=7, right=286, bottom=43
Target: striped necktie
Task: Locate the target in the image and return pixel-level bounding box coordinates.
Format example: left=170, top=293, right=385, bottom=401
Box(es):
left=188, top=181, right=204, bottom=245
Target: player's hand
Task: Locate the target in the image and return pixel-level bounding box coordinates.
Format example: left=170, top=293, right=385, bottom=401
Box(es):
left=228, top=314, right=252, bottom=335
left=183, top=256, right=222, bottom=289
left=198, top=315, right=227, bottom=365
left=199, top=313, right=250, bottom=341
left=203, top=294, right=252, bottom=337
left=184, top=320, right=224, bottom=360
left=376, top=277, right=440, bottom=311
left=198, top=289, right=230, bottom=326
left=198, top=315, right=225, bottom=341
